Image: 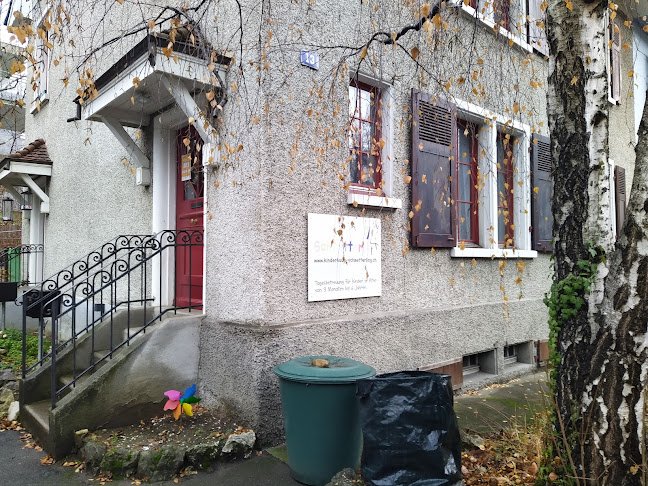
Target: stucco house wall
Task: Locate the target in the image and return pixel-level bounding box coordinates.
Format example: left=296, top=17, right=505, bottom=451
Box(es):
left=20, top=0, right=638, bottom=443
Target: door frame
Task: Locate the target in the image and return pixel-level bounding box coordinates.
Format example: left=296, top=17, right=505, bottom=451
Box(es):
left=152, top=108, right=207, bottom=310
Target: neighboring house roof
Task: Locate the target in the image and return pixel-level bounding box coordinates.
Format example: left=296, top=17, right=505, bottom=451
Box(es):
left=3, top=138, right=52, bottom=165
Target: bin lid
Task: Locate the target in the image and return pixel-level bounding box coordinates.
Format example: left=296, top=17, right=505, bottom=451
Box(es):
left=273, top=356, right=376, bottom=384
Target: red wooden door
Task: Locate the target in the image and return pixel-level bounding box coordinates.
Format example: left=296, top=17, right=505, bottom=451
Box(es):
left=175, top=126, right=204, bottom=309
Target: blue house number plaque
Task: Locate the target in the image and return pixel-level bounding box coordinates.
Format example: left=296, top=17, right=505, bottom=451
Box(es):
left=300, top=50, right=319, bottom=70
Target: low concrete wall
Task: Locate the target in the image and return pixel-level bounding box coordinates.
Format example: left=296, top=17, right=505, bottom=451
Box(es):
left=198, top=298, right=548, bottom=445
left=48, top=314, right=201, bottom=458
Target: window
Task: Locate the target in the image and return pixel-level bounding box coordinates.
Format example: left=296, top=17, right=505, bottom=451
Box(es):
left=410, top=91, right=536, bottom=258
left=462, top=354, right=480, bottom=376
left=462, top=349, right=497, bottom=377
left=497, top=132, right=515, bottom=248
left=348, top=80, right=382, bottom=190
left=457, top=120, right=479, bottom=244
left=606, top=14, right=621, bottom=104
left=346, top=75, right=402, bottom=209
left=493, top=0, right=511, bottom=32
left=462, top=0, right=548, bottom=55
left=462, top=0, right=527, bottom=48
left=527, top=0, right=548, bottom=55
left=30, top=8, right=51, bottom=112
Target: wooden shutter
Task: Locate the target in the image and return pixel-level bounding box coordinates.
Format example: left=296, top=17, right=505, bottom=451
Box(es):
left=615, top=165, right=626, bottom=238
left=531, top=134, right=553, bottom=252
left=528, top=0, right=548, bottom=56
left=610, top=20, right=621, bottom=101
left=411, top=90, right=456, bottom=248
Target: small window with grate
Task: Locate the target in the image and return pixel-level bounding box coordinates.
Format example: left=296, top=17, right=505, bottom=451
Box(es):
left=463, top=354, right=480, bottom=376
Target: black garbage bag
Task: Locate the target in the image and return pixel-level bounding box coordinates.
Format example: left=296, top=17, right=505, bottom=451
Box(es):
left=356, top=371, right=462, bottom=486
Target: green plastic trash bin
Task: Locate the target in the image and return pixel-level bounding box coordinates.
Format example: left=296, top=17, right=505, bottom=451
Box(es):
left=274, top=355, right=375, bottom=486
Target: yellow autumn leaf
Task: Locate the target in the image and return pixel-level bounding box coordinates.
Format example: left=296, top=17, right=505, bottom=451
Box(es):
left=359, top=47, right=367, bottom=60
left=533, top=187, right=539, bottom=194
left=628, top=70, right=634, bottom=77
left=411, top=46, right=420, bottom=60
left=132, top=77, right=140, bottom=88
left=513, top=102, right=519, bottom=114
left=404, top=176, right=412, bottom=184
left=570, top=76, right=578, bottom=86
left=10, top=60, right=25, bottom=75
left=420, top=4, right=431, bottom=17
left=408, top=211, right=414, bottom=219
left=432, top=13, right=442, bottom=29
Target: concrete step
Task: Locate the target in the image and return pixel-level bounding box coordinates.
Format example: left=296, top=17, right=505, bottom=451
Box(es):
left=21, top=400, right=50, bottom=447
left=123, top=326, right=145, bottom=342
left=58, top=349, right=112, bottom=394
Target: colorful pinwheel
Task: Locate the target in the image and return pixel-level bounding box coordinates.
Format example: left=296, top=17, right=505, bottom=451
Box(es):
left=163, top=384, right=201, bottom=420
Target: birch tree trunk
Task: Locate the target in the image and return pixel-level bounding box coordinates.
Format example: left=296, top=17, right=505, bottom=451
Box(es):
left=546, top=0, right=648, bottom=483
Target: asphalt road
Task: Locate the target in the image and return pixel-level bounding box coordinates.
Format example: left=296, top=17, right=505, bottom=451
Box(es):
left=0, top=429, right=301, bottom=486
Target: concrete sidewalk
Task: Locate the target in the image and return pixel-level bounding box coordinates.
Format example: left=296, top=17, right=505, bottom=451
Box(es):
left=0, top=371, right=548, bottom=485
left=454, top=370, right=549, bottom=435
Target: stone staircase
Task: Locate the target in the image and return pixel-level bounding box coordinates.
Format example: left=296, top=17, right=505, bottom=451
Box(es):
left=20, top=306, right=203, bottom=459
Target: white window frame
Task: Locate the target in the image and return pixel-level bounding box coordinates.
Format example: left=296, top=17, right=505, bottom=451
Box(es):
left=30, top=7, right=51, bottom=114
left=347, top=72, right=402, bottom=210
left=605, top=10, right=621, bottom=105
left=461, top=0, right=532, bottom=53
left=450, top=99, right=536, bottom=258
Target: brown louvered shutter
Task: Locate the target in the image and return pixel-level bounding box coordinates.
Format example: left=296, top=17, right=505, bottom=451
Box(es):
left=528, top=0, right=548, bottom=56
left=610, top=20, right=621, bottom=101
left=411, top=90, right=456, bottom=248
left=531, top=134, right=553, bottom=252
left=615, top=165, right=626, bottom=238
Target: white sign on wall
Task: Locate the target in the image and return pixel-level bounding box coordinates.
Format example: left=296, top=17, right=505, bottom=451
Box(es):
left=308, top=213, right=381, bottom=302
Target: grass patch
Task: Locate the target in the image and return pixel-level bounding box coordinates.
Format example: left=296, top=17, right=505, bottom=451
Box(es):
left=0, top=329, right=50, bottom=372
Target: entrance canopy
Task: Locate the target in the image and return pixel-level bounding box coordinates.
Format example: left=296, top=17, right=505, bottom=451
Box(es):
left=0, top=138, right=51, bottom=212
left=78, top=32, right=229, bottom=185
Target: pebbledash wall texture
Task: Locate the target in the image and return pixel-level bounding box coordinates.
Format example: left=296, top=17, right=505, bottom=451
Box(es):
left=22, top=0, right=636, bottom=442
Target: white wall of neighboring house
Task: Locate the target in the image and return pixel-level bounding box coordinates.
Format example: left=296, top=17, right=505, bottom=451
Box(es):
left=634, top=24, right=648, bottom=139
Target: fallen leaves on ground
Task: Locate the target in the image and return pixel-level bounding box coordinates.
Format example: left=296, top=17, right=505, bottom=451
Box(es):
left=462, top=430, right=541, bottom=485
left=0, top=418, right=23, bottom=431
left=40, top=454, right=55, bottom=465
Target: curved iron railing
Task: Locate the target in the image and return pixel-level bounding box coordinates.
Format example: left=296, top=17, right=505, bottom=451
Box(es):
left=0, top=244, right=44, bottom=285
left=21, top=230, right=204, bottom=408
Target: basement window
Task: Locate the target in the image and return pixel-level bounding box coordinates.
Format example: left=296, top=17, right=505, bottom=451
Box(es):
left=462, top=354, right=480, bottom=376
left=503, top=344, right=518, bottom=366
left=504, top=341, right=534, bottom=367
left=463, top=349, right=497, bottom=384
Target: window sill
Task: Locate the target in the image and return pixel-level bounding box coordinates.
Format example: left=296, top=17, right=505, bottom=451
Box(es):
left=30, top=94, right=49, bottom=115
left=450, top=247, right=538, bottom=259
left=347, top=192, right=402, bottom=209
left=460, top=5, right=533, bottom=54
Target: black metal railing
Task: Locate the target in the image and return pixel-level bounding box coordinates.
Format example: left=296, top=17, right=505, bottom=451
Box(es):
left=0, top=244, right=44, bottom=285
left=20, top=230, right=203, bottom=408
